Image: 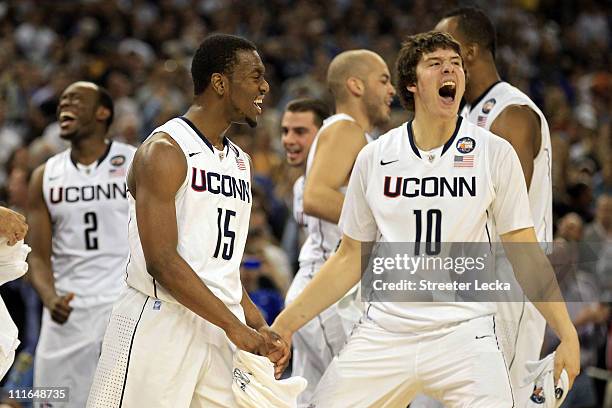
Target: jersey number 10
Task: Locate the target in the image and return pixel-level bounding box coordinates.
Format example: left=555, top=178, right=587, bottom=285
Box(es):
left=413, top=209, right=441, bottom=255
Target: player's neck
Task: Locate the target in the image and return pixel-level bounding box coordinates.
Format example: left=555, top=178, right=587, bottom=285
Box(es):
left=411, top=115, right=457, bottom=151
left=465, top=60, right=501, bottom=104
left=336, top=101, right=372, bottom=133
left=184, top=104, right=230, bottom=150
left=71, top=135, right=109, bottom=165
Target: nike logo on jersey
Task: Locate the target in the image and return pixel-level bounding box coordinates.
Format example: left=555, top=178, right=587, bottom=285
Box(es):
left=189, top=152, right=202, bottom=157
left=48, top=175, right=61, bottom=181
left=475, top=335, right=493, bottom=339
left=380, top=159, right=399, bottom=166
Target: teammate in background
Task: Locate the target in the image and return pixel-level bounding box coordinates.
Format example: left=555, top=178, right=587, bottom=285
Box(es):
left=281, top=97, right=330, bottom=232
left=0, top=206, right=27, bottom=245
left=87, top=34, right=288, bottom=407
left=284, top=50, right=395, bottom=407
left=273, top=31, right=579, bottom=407
left=436, top=8, right=553, bottom=404
left=27, top=81, right=135, bottom=408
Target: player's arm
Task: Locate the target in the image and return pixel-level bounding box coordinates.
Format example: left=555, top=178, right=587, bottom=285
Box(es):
left=500, top=227, right=580, bottom=388
left=131, top=134, right=266, bottom=355
left=491, top=143, right=579, bottom=388
left=272, top=234, right=362, bottom=340
left=303, top=121, right=367, bottom=223
left=489, top=104, right=540, bottom=188
left=27, top=164, right=74, bottom=324
left=0, top=206, right=28, bottom=245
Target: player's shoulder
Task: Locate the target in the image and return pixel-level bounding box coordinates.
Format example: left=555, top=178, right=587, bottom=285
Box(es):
left=319, top=118, right=364, bottom=142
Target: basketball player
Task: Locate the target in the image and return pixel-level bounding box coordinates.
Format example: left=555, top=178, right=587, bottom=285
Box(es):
left=436, top=8, right=553, bottom=404
left=27, top=81, right=135, bottom=408
left=87, top=34, right=288, bottom=408
left=283, top=50, right=395, bottom=407
left=281, top=98, right=330, bottom=229
left=0, top=206, right=27, bottom=245
left=272, top=31, right=579, bottom=407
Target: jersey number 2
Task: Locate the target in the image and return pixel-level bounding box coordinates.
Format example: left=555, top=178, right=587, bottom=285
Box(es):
left=84, top=211, right=98, bottom=250
left=214, top=208, right=236, bottom=260
left=413, top=209, right=441, bottom=255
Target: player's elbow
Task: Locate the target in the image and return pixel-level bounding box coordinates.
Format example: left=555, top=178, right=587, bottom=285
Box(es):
left=303, top=191, right=323, bottom=218
left=144, top=251, right=175, bottom=283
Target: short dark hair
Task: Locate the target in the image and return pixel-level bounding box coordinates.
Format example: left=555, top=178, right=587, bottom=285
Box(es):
left=396, top=31, right=462, bottom=111
left=191, top=34, right=257, bottom=95
left=285, top=98, right=330, bottom=128
left=96, top=86, right=114, bottom=129
left=444, top=7, right=496, bottom=58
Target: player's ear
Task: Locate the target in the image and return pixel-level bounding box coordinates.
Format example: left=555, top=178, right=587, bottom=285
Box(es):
left=211, top=73, right=226, bottom=96
left=406, top=83, right=417, bottom=94
left=95, top=106, right=111, bottom=123
left=346, top=77, right=364, bottom=97
left=464, top=43, right=478, bottom=63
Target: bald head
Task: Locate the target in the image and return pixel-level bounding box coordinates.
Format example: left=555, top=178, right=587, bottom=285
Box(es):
left=327, top=50, right=387, bottom=102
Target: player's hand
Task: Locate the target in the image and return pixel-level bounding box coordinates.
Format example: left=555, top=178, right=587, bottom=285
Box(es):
left=47, top=292, right=75, bottom=324
left=270, top=321, right=293, bottom=377
left=226, top=323, right=268, bottom=356
left=554, top=329, right=580, bottom=389
left=258, top=326, right=291, bottom=379
left=0, top=207, right=28, bottom=246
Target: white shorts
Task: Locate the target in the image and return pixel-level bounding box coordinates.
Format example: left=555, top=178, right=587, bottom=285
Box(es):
left=496, top=299, right=546, bottom=405
left=286, top=264, right=352, bottom=408
left=310, top=315, right=513, bottom=408
left=87, top=286, right=243, bottom=408
left=34, top=300, right=113, bottom=408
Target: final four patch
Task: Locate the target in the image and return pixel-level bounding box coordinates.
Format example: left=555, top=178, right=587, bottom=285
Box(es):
left=456, top=137, right=476, bottom=154
left=482, top=98, right=496, bottom=114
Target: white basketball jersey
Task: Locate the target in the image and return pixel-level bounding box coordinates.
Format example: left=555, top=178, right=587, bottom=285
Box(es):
left=339, top=117, right=534, bottom=331
left=126, top=117, right=252, bottom=307
left=42, top=141, right=135, bottom=306
left=298, top=113, right=371, bottom=267
left=292, top=175, right=309, bottom=231
left=464, top=81, right=553, bottom=243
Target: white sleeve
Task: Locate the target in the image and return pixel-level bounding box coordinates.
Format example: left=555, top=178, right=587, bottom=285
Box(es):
left=490, top=141, right=534, bottom=235
left=338, top=147, right=377, bottom=242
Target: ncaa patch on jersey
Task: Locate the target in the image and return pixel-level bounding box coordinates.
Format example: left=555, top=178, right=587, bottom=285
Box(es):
left=153, top=300, right=162, bottom=310
left=110, top=155, right=126, bottom=167
left=456, top=137, right=476, bottom=154
left=482, top=98, right=496, bottom=114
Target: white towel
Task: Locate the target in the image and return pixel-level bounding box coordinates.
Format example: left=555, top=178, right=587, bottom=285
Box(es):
left=522, top=352, right=569, bottom=408
left=232, top=350, right=308, bottom=408
left=0, top=238, right=31, bottom=285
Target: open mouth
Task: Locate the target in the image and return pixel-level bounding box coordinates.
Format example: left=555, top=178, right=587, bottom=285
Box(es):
left=253, top=96, right=264, bottom=114
left=59, top=112, right=77, bottom=129
left=438, top=81, right=456, bottom=104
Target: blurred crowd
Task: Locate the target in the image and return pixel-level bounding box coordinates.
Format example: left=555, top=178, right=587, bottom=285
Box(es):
left=0, top=0, right=610, bottom=405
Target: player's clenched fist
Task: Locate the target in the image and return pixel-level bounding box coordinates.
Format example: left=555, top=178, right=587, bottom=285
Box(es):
left=0, top=206, right=28, bottom=246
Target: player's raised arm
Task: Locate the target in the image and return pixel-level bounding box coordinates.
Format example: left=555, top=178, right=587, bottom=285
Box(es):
left=303, top=121, right=367, bottom=223
left=130, top=132, right=267, bottom=355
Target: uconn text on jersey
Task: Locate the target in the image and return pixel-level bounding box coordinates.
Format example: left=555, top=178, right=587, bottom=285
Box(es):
left=190, top=167, right=251, bottom=203
left=383, top=176, right=476, bottom=198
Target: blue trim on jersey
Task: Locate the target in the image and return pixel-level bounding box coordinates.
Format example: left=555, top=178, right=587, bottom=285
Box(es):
left=69, top=140, right=113, bottom=169
left=406, top=116, right=463, bottom=159
left=468, top=80, right=502, bottom=113
left=179, top=116, right=228, bottom=153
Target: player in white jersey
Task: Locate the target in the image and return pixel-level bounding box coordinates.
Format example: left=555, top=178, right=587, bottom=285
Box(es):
left=281, top=98, right=330, bottom=232
left=283, top=50, right=395, bottom=407
left=27, top=81, right=135, bottom=408
left=273, top=31, right=579, bottom=407
left=436, top=8, right=553, bottom=404
left=87, top=34, right=288, bottom=408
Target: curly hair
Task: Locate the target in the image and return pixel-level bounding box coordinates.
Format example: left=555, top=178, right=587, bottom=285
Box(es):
left=191, top=34, right=257, bottom=95
left=395, top=31, right=462, bottom=111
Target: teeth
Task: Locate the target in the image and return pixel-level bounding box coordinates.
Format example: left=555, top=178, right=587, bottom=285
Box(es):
left=59, top=112, right=77, bottom=120
left=442, top=81, right=456, bottom=88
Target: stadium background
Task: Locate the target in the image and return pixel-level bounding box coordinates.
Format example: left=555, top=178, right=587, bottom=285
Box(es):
left=0, top=0, right=609, bottom=406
